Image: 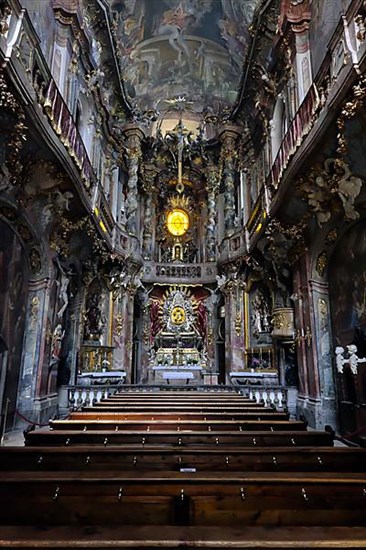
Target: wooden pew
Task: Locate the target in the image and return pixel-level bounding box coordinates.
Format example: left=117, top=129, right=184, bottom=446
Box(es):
left=49, top=419, right=305, bottom=432
left=3, top=388, right=366, bottom=549
left=1, top=446, right=366, bottom=473
left=0, top=470, right=365, bottom=527
left=24, top=428, right=334, bottom=447
left=81, top=405, right=279, bottom=413
left=70, top=410, right=278, bottom=420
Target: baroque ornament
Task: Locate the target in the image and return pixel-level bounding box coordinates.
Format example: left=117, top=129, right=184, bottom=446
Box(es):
left=298, top=158, right=362, bottom=226
left=30, top=296, right=40, bottom=324
left=160, top=287, right=198, bottom=335
left=316, top=251, right=328, bottom=277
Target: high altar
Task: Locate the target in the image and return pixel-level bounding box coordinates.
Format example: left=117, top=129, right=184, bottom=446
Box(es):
left=147, top=287, right=209, bottom=384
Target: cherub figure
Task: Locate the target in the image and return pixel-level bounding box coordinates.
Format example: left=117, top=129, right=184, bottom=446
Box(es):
left=347, top=344, right=359, bottom=375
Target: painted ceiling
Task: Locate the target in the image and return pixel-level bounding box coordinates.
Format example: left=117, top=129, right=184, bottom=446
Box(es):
left=110, top=0, right=260, bottom=119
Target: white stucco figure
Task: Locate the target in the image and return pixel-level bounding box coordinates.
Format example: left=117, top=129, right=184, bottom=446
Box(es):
left=335, top=346, right=345, bottom=374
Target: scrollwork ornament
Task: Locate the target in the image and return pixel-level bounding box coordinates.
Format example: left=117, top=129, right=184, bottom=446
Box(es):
left=115, top=313, right=125, bottom=337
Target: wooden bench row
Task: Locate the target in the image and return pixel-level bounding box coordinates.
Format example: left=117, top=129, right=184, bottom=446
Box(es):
left=0, top=471, right=365, bottom=527
left=49, top=419, right=303, bottom=432
left=3, top=388, right=366, bottom=549
left=1, top=446, right=366, bottom=472
left=25, top=429, right=334, bottom=447
left=70, top=409, right=278, bottom=420
left=82, top=405, right=283, bottom=413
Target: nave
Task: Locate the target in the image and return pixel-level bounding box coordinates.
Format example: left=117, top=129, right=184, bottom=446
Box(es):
left=0, top=388, right=365, bottom=549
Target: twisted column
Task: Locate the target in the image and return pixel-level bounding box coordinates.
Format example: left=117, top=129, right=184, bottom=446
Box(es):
left=124, top=127, right=144, bottom=236
left=206, top=161, right=219, bottom=261
left=220, top=128, right=239, bottom=237
left=142, top=166, right=157, bottom=260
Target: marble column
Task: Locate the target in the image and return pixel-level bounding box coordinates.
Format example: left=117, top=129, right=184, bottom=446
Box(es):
left=309, top=279, right=338, bottom=429
left=222, top=278, right=246, bottom=382
left=17, top=276, right=57, bottom=425
left=205, top=293, right=219, bottom=374
left=123, top=126, right=144, bottom=236
left=206, top=162, right=219, bottom=261
left=220, top=128, right=240, bottom=238
left=112, top=284, right=136, bottom=384
left=62, top=290, right=85, bottom=386
left=293, top=254, right=333, bottom=429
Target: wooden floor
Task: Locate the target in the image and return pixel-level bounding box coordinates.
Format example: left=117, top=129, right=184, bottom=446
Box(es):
left=0, top=388, right=366, bottom=548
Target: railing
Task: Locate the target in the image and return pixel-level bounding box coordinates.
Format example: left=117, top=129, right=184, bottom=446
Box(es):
left=267, top=84, right=320, bottom=191
left=238, top=385, right=298, bottom=414
left=41, top=78, right=95, bottom=191
left=142, top=262, right=217, bottom=284
left=218, top=230, right=247, bottom=263
left=64, top=385, right=121, bottom=411
left=59, top=384, right=241, bottom=411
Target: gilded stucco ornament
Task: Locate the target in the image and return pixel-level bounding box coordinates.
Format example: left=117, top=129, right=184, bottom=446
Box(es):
left=0, top=72, right=27, bottom=176
left=30, top=296, right=40, bottom=325
left=298, top=158, right=362, bottom=226
left=115, top=313, right=125, bottom=337
left=337, top=75, right=366, bottom=156
left=162, top=288, right=196, bottom=334
left=316, top=251, right=328, bottom=277
left=235, top=310, right=242, bottom=336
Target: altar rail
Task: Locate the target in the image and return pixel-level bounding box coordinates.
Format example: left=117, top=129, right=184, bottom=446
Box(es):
left=239, top=386, right=298, bottom=416
left=58, top=384, right=297, bottom=414
left=58, top=385, right=121, bottom=415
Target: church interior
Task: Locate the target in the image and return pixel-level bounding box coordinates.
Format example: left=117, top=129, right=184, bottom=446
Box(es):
left=1, top=0, right=366, bottom=546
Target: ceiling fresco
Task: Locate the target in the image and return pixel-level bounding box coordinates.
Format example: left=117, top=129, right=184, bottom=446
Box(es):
left=110, top=0, right=260, bottom=117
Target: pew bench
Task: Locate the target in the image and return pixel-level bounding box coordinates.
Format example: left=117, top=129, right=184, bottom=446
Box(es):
left=81, top=405, right=279, bottom=413
left=0, top=471, right=365, bottom=527
left=49, top=419, right=304, bottom=432
left=1, top=446, right=365, bottom=472
left=70, top=410, right=289, bottom=421
left=24, top=429, right=334, bottom=447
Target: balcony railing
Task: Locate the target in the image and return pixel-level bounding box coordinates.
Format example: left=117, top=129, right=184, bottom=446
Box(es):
left=267, top=84, right=320, bottom=191
left=41, top=78, right=95, bottom=191
left=142, top=262, right=218, bottom=284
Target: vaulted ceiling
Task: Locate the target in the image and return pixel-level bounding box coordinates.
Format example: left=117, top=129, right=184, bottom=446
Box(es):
left=108, top=0, right=261, bottom=120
